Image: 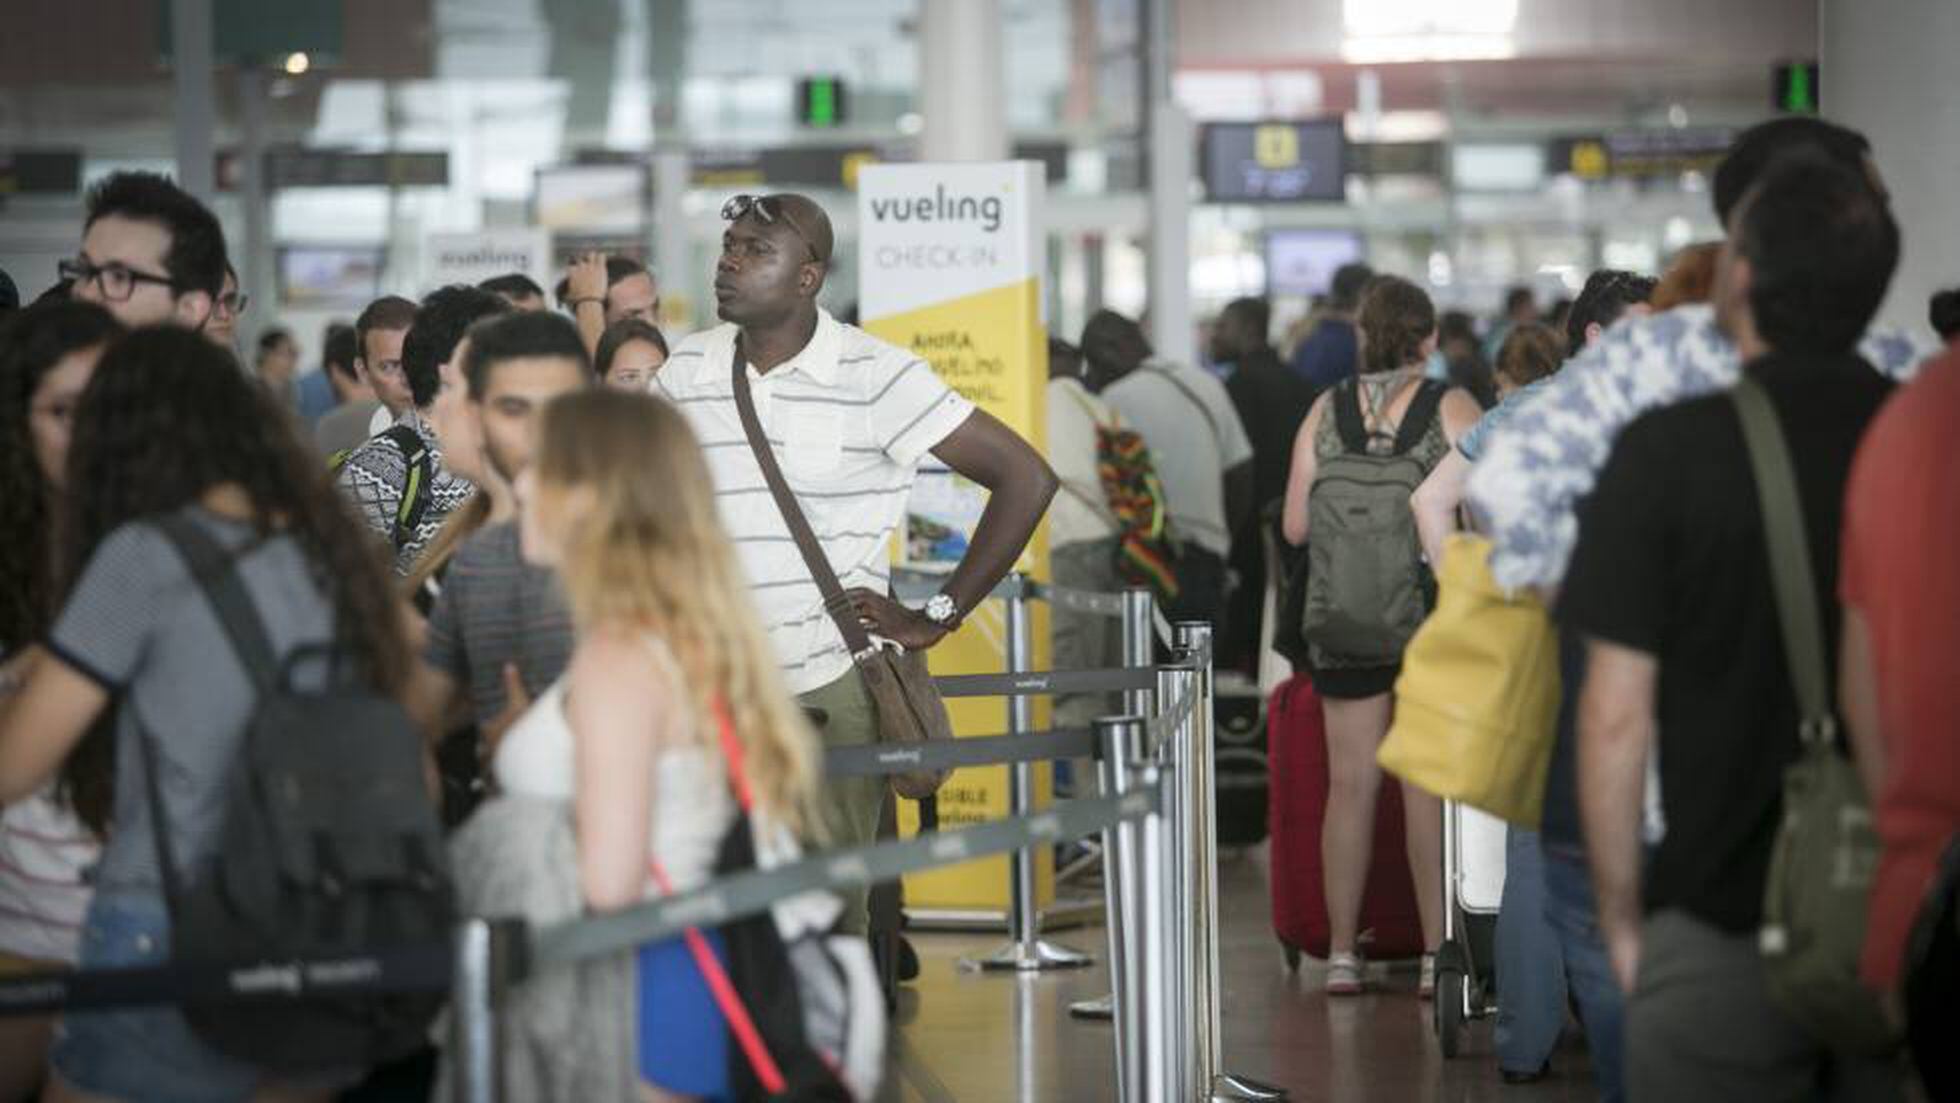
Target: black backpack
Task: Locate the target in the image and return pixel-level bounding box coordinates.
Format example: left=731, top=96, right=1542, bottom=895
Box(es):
left=682, top=705, right=886, bottom=1101
left=141, top=514, right=454, bottom=1073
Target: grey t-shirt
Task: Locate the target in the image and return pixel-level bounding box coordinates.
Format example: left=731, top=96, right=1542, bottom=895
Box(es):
left=1102, top=359, right=1255, bottom=559
left=47, top=507, right=338, bottom=898
left=423, top=521, right=575, bottom=726
left=314, top=398, right=384, bottom=459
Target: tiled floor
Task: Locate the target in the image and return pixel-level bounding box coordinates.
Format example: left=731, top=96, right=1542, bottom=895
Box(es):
left=890, top=843, right=1602, bottom=1102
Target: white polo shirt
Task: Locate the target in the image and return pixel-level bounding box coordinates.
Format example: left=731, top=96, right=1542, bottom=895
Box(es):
left=659, top=309, right=976, bottom=694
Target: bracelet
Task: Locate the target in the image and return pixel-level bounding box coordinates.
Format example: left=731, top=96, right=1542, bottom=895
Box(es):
left=567, top=297, right=603, bottom=309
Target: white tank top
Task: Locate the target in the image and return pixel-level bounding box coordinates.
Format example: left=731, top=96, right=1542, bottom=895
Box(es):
left=492, top=636, right=734, bottom=895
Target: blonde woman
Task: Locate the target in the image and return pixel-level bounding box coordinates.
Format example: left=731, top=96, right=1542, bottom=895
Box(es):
left=485, top=389, right=821, bottom=1101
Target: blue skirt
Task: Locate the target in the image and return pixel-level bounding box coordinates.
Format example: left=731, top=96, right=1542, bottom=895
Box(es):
left=638, top=930, right=732, bottom=1099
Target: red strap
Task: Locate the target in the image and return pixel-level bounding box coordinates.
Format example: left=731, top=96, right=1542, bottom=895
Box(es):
left=711, top=696, right=756, bottom=813
left=647, top=696, right=780, bottom=1090
left=648, top=857, right=786, bottom=1094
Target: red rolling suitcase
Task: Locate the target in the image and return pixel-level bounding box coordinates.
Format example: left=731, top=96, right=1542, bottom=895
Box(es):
left=1267, top=673, right=1426, bottom=969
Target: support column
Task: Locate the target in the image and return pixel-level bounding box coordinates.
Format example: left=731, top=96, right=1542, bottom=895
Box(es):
left=919, top=0, right=1007, bottom=163
left=170, top=0, right=215, bottom=201
left=1143, top=0, right=1193, bottom=366
left=1822, top=0, right=1960, bottom=338
left=237, top=69, right=271, bottom=351
left=652, top=149, right=690, bottom=326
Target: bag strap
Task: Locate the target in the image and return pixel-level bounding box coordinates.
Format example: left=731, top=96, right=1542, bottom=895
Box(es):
left=710, top=696, right=756, bottom=814
left=1332, top=375, right=1441, bottom=457
left=128, top=697, right=187, bottom=915
left=655, top=693, right=786, bottom=1095
left=1142, top=364, right=1223, bottom=449
left=381, top=424, right=434, bottom=551
left=647, top=854, right=790, bottom=1095
left=154, top=513, right=280, bottom=693
left=1055, top=384, right=1124, bottom=525
left=1728, top=377, right=1837, bottom=746
left=1392, top=379, right=1448, bottom=456
left=1330, top=378, right=1370, bottom=453
left=1062, top=378, right=1110, bottom=429
left=138, top=512, right=280, bottom=917
left=729, top=353, right=876, bottom=660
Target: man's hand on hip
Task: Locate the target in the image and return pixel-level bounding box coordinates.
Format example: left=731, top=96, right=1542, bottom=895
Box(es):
left=844, top=588, right=949, bottom=652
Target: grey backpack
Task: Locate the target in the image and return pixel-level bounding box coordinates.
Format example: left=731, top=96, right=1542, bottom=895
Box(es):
left=1301, top=377, right=1446, bottom=664
left=142, top=514, right=454, bottom=1072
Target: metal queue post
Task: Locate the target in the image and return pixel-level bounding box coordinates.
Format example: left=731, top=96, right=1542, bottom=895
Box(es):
left=1156, top=659, right=1200, bottom=1096
left=1072, top=585, right=1159, bottom=1024
left=1098, top=713, right=1173, bottom=1103
left=964, top=573, right=1092, bottom=972
left=1174, top=622, right=1288, bottom=1103
left=450, top=918, right=517, bottom=1103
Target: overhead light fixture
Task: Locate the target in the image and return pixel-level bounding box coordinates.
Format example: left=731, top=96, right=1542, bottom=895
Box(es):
left=283, top=51, right=310, bottom=76
left=1341, top=0, right=1518, bottom=63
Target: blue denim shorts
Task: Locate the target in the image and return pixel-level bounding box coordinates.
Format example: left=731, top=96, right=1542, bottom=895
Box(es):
left=50, top=891, right=354, bottom=1103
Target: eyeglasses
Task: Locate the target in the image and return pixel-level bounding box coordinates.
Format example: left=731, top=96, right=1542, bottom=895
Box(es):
left=59, top=257, right=179, bottom=302
left=720, top=194, right=822, bottom=264
left=216, top=290, right=251, bottom=320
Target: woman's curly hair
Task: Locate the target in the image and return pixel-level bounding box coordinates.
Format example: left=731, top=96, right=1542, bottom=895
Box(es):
left=0, top=301, right=123, bottom=834
left=0, top=301, right=122, bottom=647
left=63, top=327, right=412, bottom=709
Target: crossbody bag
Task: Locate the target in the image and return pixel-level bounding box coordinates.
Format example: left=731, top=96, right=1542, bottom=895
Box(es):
left=730, top=357, right=952, bottom=801
left=1733, top=376, right=1895, bottom=1057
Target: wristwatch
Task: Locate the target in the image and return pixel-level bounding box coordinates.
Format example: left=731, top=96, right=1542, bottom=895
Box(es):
left=924, top=592, right=961, bottom=630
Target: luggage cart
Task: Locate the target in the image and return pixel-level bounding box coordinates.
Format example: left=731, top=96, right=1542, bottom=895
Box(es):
left=1434, top=800, right=1507, bottom=1057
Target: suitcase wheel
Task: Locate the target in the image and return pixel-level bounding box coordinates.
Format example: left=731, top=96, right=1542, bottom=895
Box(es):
left=1433, top=939, right=1470, bottom=1058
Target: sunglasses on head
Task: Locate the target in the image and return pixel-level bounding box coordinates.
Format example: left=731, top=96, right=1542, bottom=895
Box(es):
left=720, top=194, right=822, bottom=265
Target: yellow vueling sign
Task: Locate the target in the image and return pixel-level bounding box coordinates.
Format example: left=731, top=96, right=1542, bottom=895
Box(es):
left=859, top=161, right=1051, bottom=917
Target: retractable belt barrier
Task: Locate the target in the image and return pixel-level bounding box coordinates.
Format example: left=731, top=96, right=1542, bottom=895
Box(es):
left=823, top=727, right=1096, bottom=778
left=0, top=940, right=452, bottom=1016
left=818, top=688, right=1196, bottom=780
left=932, top=665, right=1160, bottom=699
left=0, top=682, right=1195, bottom=1019
left=529, top=782, right=1165, bottom=973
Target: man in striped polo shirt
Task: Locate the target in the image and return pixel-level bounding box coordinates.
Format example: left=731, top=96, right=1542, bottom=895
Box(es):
left=661, top=193, right=1057, bottom=931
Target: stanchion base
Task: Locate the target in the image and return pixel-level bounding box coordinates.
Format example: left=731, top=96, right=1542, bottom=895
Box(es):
left=1210, top=1072, right=1288, bottom=1101
left=1068, top=993, right=1114, bottom=1020
left=959, top=939, right=1094, bottom=973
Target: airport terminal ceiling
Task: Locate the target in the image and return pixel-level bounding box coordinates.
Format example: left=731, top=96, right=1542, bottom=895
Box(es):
left=0, top=0, right=1821, bottom=348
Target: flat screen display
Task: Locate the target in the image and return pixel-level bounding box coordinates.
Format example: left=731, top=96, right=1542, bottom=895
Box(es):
left=1264, top=229, right=1365, bottom=298
left=534, top=164, right=646, bottom=232
left=1451, top=143, right=1547, bottom=191
left=1201, top=120, right=1347, bottom=203
left=276, top=244, right=384, bottom=308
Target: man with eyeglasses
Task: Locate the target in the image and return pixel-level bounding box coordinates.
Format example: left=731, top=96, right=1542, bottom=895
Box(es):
left=658, top=193, right=1058, bottom=934
left=62, top=171, right=228, bottom=330
left=205, top=263, right=248, bottom=351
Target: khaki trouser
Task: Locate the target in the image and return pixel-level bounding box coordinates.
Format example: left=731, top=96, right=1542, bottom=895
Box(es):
left=798, top=669, right=884, bottom=935
left=1626, top=909, right=1906, bottom=1103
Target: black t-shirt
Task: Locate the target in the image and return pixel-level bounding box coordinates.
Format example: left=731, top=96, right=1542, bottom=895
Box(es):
left=1225, top=347, right=1316, bottom=514
left=1557, top=351, right=1892, bottom=934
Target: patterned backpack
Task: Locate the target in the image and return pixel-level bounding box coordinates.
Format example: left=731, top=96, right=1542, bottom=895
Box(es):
left=1061, top=386, right=1181, bottom=605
